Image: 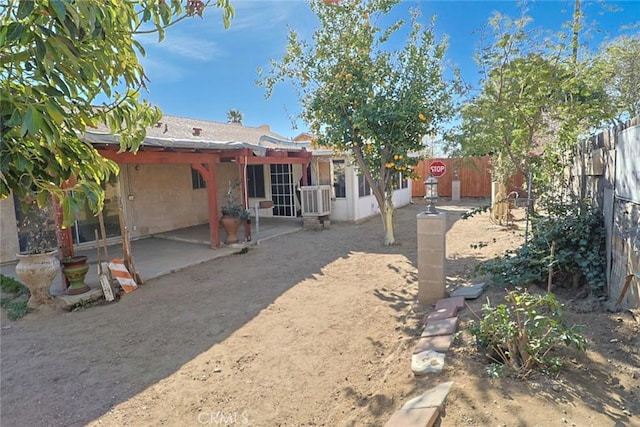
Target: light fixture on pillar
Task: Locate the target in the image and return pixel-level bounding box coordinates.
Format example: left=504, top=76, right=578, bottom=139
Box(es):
left=423, top=173, right=439, bottom=214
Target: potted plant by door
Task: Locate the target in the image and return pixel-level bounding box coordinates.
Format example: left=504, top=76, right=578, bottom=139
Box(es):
left=220, top=180, right=251, bottom=245
left=14, top=196, right=60, bottom=308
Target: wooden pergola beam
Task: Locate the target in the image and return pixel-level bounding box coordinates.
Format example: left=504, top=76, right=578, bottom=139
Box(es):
left=97, top=147, right=220, bottom=164
left=243, top=156, right=311, bottom=165
left=94, top=144, right=311, bottom=250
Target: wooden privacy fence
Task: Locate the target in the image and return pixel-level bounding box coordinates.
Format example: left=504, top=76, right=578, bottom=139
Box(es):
left=411, top=157, right=492, bottom=198
left=569, top=116, right=640, bottom=309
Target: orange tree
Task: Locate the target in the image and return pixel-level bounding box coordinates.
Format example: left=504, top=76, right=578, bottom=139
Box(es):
left=261, top=0, right=463, bottom=245
left=1, top=0, right=233, bottom=220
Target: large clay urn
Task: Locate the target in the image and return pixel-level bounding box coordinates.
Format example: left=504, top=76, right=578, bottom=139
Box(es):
left=220, top=215, right=241, bottom=244
left=15, top=251, right=59, bottom=308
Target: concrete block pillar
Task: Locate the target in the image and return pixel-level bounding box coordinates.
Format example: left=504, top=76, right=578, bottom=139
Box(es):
left=417, top=212, right=447, bottom=305
left=451, top=180, right=461, bottom=201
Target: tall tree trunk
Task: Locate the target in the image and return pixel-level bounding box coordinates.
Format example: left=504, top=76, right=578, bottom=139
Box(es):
left=571, top=0, right=582, bottom=67
left=380, top=192, right=395, bottom=245
left=352, top=144, right=397, bottom=245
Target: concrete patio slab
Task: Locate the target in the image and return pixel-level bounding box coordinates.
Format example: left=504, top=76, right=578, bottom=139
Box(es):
left=450, top=282, right=488, bottom=299
left=435, top=296, right=465, bottom=311
left=0, top=218, right=302, bottom=308
left=421, top=317, right=458, bottom=337
left=55, top=287, right=105, bottom=310
left=384, top=407, right=439, bottom=427
left=424, top=305, right=457, bottom=322
left=402, top=381, right=454, bottom=410
left=413, top=335, right=453, bottom=354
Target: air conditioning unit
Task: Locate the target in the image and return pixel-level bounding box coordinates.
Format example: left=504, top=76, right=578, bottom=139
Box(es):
left=300, top=185, right=331, bottom=217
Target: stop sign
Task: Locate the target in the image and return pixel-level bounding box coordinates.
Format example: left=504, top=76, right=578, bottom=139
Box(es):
left=429, top=160, right=446, bottom=178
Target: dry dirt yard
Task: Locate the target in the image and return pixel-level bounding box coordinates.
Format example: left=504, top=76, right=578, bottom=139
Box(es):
left=1, top=199, right=638, bottom=427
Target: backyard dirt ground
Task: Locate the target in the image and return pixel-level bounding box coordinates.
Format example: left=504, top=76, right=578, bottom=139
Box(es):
left=1, top=199, right=639, bottom=427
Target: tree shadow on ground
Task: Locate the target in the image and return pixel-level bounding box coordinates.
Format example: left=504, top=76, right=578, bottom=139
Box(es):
left=0, top=198, right=501, bottom=426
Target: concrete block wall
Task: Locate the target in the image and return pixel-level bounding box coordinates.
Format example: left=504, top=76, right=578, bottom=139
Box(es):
left=417, top=212, right=446, bottom=305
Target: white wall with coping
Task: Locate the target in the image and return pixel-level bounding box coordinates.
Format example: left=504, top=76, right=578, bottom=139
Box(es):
left=330, top=159, right=413, bottom=223
left=0, top=196, right=20, bottom=264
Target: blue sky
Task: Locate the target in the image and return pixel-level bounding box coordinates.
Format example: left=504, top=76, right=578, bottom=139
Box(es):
left=135, top=0, right=640, bottom=139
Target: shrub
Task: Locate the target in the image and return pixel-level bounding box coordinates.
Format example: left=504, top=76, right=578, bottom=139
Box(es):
left=468, top=289, right=587, bottom=379
left=0, top=298, right=30, bottom=321
left=0, top=274, right=31, bottom=320
left=477, top=198, right=606, bottom=290
left=0, top=274, right=29, bottom=296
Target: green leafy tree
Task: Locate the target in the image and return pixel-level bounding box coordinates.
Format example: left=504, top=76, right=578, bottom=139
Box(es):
left=597, top=34, right=640, bottom=123
left=453, top=11, right=612, bottom=196
left=1, top=0, right=234, bottom=221
left=261, top=0, right=462, bottom=245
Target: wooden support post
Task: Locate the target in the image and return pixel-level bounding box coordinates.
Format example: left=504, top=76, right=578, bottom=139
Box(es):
left=53, top=195, right=73, bottom=290
left=98, top=210, right=109, bottom=260
left=238, top=159, right=251, bottom=242
left=302, top=162, right=309, bottom=185
left=192, top=161, right=220, bottom=248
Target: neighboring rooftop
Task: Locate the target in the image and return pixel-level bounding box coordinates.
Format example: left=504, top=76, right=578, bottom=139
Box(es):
left=83, top=114, right=311, bottom=153
left=144, top=115, right=287, bottom=146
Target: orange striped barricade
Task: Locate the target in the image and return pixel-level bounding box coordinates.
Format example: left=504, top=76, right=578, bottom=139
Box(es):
left=108, top=257, right=138, bottom=293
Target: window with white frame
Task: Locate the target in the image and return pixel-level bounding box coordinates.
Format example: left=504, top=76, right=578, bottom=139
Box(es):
left=358, top=174, right=372, bottom=197
left=332, top=159, right=346, bottom=198
left=391, top=172, right=409, bottom=190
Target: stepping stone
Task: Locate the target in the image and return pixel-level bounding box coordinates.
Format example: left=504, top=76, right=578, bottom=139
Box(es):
left=55, top=288, right=105, bottom=310
left=411, top=350, right=445, bottom=375
left=402, top=381, right=454, bottom=410
left=424, top=305, right=457, bottom=322
left=450, top=282, right=488, bottom=299
left=435, top=296, right=465, bottom=311
left=421, top=317, right=458, bottom=337
left=384, top=407, right=439, bottom=427
left=413, top=335, right=453, bottom=354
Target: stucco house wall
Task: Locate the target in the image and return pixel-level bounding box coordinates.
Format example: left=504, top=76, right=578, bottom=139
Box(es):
left=121, top=164, right=209, bottom=239
left=119, top=160, right=277, bottom=241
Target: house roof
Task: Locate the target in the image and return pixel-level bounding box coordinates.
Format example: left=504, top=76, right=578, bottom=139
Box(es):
left=293, top=132, right=336, bottom=157
left=145, top=115, right=287, bottom=146
left=83, top=114, right=311, bottom=155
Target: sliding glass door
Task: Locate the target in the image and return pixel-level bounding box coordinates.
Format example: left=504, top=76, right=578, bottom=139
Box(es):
left=71, top=175, right=121, bottom=244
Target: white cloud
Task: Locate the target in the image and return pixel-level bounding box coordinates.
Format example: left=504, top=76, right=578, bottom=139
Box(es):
left=225, top=1, right=310, bottom=32
left=139, top=56, right=185, bottom=83
left=136, top=32, right=225, bottom=62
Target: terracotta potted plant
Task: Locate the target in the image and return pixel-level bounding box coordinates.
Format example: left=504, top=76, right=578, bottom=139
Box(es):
left=14, top=195, right=60, bottom=308
left=60, top=255, right=90, bottom=295
left=220, top=180, right=251, bottom=245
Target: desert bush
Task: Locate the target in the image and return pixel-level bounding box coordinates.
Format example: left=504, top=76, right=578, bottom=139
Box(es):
left=468, top=289, right=587, bottom=379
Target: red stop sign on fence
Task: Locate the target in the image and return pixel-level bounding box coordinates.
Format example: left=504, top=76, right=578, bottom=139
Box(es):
left=429, top=160, right=447, bottom=178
